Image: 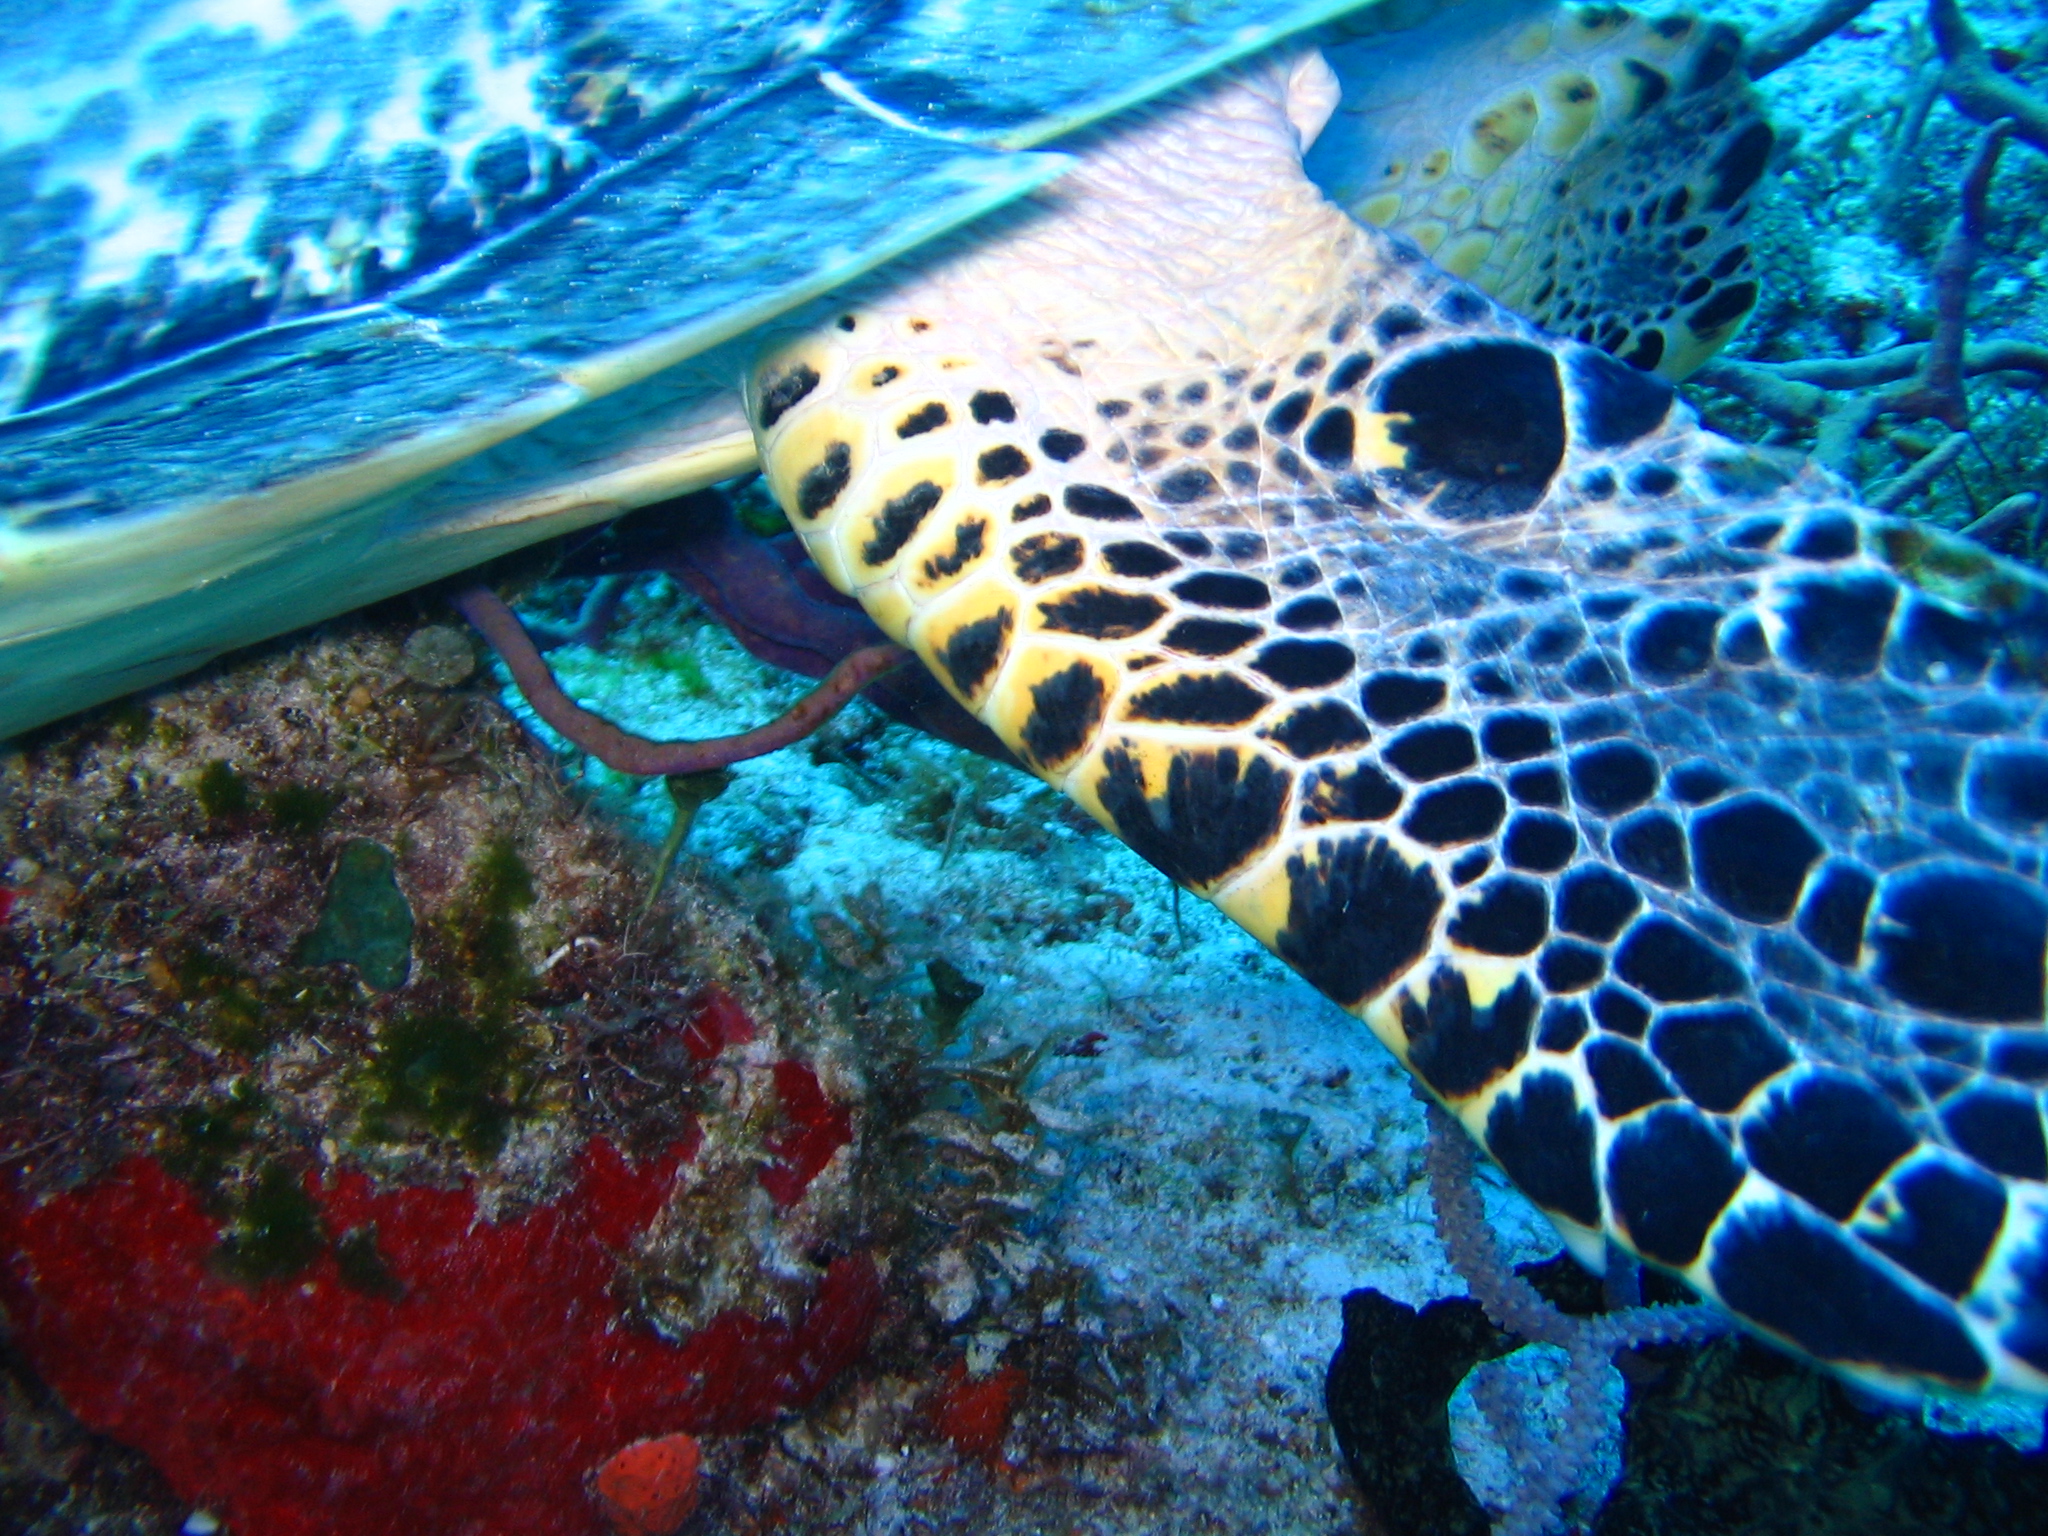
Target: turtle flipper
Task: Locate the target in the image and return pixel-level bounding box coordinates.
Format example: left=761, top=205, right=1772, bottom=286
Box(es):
left=750, top=59, right=2048, bottom=1408
left=1307, top=0, right=1773, bottom=379
left=832, top=0, right=1373, bottom=149
left=2, top=0, right=1383, bottom=741
left=0, top=79, right=1063, bottom=738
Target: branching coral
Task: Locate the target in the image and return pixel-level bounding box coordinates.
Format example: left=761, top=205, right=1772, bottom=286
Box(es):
left=1691, top=0, right=2048, bottom=539
left=1929, top=0, right=2048, bottom=154
left=1679, top=0, right=2048, bottom=548
left=1748, top=2, right=1887, bottom=81
left=1696, top=112, right=2040, bottom=469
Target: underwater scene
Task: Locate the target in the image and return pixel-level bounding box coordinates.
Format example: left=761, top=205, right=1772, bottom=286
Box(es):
left=4, top=0, right=2048, bottom=1531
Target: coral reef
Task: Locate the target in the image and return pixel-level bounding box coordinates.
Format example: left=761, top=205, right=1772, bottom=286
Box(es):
left=1, top=598, right=1431, bottom=1533
left=1693, top=0, right=2048, bottom=549
left=0, top=1137, right=879, bottom=1536
left=9, top=6, right=2048, bottom=1532
left=0, top=613, right=892, bottom=1534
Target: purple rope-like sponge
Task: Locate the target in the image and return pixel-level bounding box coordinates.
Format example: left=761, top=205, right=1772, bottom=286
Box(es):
left=452, top=583, right=910, bottom=777
left=1424, top=1099, right=1724, bottom=1535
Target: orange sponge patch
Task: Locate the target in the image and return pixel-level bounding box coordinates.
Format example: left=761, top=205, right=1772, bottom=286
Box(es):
left=592, top=1433, right=703, bottom=1536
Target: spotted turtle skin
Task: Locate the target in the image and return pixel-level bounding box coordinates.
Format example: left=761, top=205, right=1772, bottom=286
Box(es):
left=751, top=53, right=2048, bottom=1408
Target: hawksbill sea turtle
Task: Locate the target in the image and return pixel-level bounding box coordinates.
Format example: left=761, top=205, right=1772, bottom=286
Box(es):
left=8, top=0, right=2048, bottom=1419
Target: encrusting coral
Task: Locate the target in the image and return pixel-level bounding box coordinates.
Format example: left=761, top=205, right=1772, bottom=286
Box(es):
left=0, top=603, right=1241, bottom=1531
left=0, top=614, right=891, bottom=1534
left=0, top=1133, right=880, bottom=1536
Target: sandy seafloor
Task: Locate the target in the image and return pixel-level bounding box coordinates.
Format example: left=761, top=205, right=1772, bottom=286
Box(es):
left=496, top=583, right=1551, bottom=1533
left=490, top=3, right=2048, bottom=1526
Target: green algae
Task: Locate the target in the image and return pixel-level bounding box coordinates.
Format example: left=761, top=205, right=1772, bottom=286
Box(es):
left=342, top=838, right=545, bottom=1159
left=629, top=645, right=712, bottom=696
left=445, top=835, right=535, bottom=1010
left=334, top=1225, right=404, bottom=1300
left=213, top=1158, right=326, bottom=1284
left=923, top=958, right=985, bottom=1046
left=169, top=1088, right=330, bottom=1284
left=733, top=480, right=793, bottom=538
left=298, top=839, right=413, bottom=991
left=163, top=1080, right=267, bottom=1199
left=103, top=697, right=152, bottom=746
left=1256, top=1107, right=1314, bottom=1222
left=203, top=987, right=272, bottom=1055
left=639, top=770, right=733, bottom=919
left=263, top=782, right=339, bottom=835
left=194, top=759, right=250, bottom=819
left=664, top=769, right=733, bottom=843
left=360, top=1010, right=526, bottom=1157
left=160, top=941, right=359, bottom=1055
left=165, top=945, right=281, bottom=1054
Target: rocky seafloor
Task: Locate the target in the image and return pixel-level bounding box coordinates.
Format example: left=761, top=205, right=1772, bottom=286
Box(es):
left=4, top=4, right=2048, bottom=1535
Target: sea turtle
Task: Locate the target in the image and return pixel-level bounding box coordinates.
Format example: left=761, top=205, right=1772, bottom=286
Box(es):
left=9, top=0, right=2048, bottom=1419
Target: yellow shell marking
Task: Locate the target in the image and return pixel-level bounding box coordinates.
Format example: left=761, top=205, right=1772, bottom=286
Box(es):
left=1431, top=183, right=1476, bottom=217
left=1616, top=59, right=1671, bottom=119
left=1355, top=410, right=1412, bottom=471
left=861, top=577, right=917, bottom=637
left=1358, top=192, right=1404, bottom=227
left=1460, top=89, right=1539, bottom=178
left=1561, top=3, right=1631, bottom=50
left=903, top=509, right=996, bottom=601
left=983, top=644, right=1119, bottom=773
left=1638, top=13, right=1696, bottom=56
left=1539, top=71, right=1601, bottom=156
left=1067, top=733, right=1186, bottom=843
left=849, top=360, right=911, bottom=397
left=910, top=576, right=1017, bottom=709
left=1507, top=19, right=1554, bottom=64
left=1437, top=229, right=1497, bottom=279
left=1211, top=852, right=1299, bottom=953
left=836, top=456, right=958, bottom=586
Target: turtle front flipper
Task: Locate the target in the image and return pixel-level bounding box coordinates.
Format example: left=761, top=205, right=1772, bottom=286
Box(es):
left=1308, top=0, right=1773, bottom=379
left=0, top=77, right=1060, bottom=741
left=749, top=53, right=2048, bottom=1412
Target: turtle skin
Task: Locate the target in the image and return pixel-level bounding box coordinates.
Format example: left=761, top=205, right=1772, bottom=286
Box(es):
left=749, top=49, right=2048, bottom=1409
